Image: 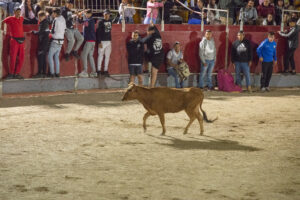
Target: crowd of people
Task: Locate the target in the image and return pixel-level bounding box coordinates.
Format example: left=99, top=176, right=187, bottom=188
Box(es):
left=0, top=0, right=299, bottom=92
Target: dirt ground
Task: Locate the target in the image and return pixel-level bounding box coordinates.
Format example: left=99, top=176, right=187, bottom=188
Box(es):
left=0, top=88, right=300, bottom=200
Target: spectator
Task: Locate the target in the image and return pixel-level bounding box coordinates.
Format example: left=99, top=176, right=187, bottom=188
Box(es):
left=275, top=0, right=284, bottom=25
left=2, top=7, right=25, bottom=79
left=0, top=0, right=21, bottom=16
left=239, top=0, right=258, bottom=25
left=140, top=0, right=148, bottom=23
left=61, top=0, right=84, bottom=61
left=20, top=0, right=37, bottom=24
left=256, top=31, right=277, bottom=92
left=262, top=13, right=277, bottom=25
left=278, top=18, right=299, bottom=75
left=143, top=0, right=164, bottom=24
left=126, top=30, right=144, bottom=86
left=118, top=0, right=136, bottom=24
left=188, top=0, right=207, bottom=24
left=34, top=0, right=47, bottom=20
left=163, top=0, right=176, bottom=24
left=284, top=0, right=295, bottom=10
left=167, top=41, right=185, bottom=88
left=207, top=0, right=220, bottom=24
left=231, top=31, right=253, bottom=93
left=32, top=11, right=49, bottom=78
left=257, top=0, right=275, bottom=23
left=96, top=9, right=112, bottom=77
left=198, top=30, right=216, bottom=90
left=218, top=0, right=235, bottom=24
left=140, top=23, right=164, bottom=87
left=78, top=9, right=97, bottom=78
left=48, top=8, right=66, bottom=78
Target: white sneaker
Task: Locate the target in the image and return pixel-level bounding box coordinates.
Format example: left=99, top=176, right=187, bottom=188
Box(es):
left=266, top=87, right=270, bottom=92
left=78, top=71, right=88, bottom=78
left=89, top=72, right=98, bottom=78
left=261, top=87, right=266, bottom=92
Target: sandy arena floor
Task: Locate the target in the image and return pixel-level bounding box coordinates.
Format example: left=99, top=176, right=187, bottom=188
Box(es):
left=0, top=88, right=300, bottom=200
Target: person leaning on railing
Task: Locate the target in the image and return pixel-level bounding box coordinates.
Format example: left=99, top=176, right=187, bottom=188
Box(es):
left=118, top=0, right=136, bottom=24
left=143, top=0, right=165, bottom=24
left=188, top=0, right=207, bottom=25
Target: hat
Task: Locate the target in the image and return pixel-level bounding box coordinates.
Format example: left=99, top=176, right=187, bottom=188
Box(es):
left=103, top=9, right=110, bottom=14
left=174, top=41, right=180, bottom=45
left=66, top=0, right=74, bottom=4
left=14, top=7, right=21, bottom=11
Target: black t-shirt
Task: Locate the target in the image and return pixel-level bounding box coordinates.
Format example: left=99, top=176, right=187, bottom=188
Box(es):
left=96, top=19, right=112, bottom=43
left=61, top=6, right=74, bottom=29
left=127, top=39, right=144, bottom=65
left=141, top=26, right=164, bottom=60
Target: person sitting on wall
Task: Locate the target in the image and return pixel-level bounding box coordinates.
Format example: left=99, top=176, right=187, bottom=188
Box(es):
left=20, top=0, right=38, bottom=24
left=166, top=41, right=185, bottom=88
left=239, top=0, right=258, bottom=25
left=207, top=0, right=221, bottom=25
left=188, top=0, right=207, bottom=24
left=2, top=7, right=25, bottom=80
left=143, top=0, right=165, bottom=24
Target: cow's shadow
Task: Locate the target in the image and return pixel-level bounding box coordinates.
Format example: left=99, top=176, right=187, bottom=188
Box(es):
left=148, top=134, right=261, bottom=151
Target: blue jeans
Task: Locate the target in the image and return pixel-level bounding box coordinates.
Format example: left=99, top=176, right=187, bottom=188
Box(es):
left=48, top=42, right=62, bottom=74
left=143, top=17, right=156, bottom=24
left=198, top=59, right=215, bottom=88
left=235, top=62, right=251, bottom=87
left=0, top=2, right=20, bottom=15
left=118, top=16, right=134, bottom=24
left=168, top=67, right=184, bottom=88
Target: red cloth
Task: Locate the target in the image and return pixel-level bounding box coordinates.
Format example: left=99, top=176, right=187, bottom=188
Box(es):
left=3, top=16, right=24, bottom=38
left=9, top=39, right=25, bottom=74
left=257, top=4, right=275, bottom=18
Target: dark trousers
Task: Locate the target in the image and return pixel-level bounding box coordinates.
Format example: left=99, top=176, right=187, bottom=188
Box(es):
left=261, top=62, right=273, bottom=88
left=37, top=51, right=47, bottom=74
left=284, top=48, right=296, bottom=71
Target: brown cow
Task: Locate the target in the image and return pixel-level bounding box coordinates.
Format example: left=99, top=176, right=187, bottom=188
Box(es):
left=122, top=84, right=216, bottom=135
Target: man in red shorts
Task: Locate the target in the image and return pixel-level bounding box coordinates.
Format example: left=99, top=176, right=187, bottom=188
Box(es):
left=2, top=7, right=25, bottom=79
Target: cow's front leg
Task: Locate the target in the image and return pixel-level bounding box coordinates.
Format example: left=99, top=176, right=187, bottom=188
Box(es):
left=143, top=112, right=151, bottom=132
left=158, top=113, right=166, bottom=135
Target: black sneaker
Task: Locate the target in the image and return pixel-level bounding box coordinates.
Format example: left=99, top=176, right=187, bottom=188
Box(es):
left=72, top=51, right=80, bottom=59
left=55, top=73, right=60, bottom=78
left=143, top=70, right=149, bottom=73
left=49, top=74, right=55, bottom=78
left=291, top=71, right=296, bottom=75
left=14, top=74, right=24, bottom=79
left=96, top=71, right=101, bottom=77
left=5, top=74, right=14, bottom=80
left=32, top=73, right=43, bottom=78
left=65, top=53, right=70, bottom=61
left=104, top=71, right=110, bottom=77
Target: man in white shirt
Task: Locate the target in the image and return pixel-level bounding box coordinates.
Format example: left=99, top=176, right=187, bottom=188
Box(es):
left=167, top=41, right=184, bottom=88
left=48, top=8, right=66, bottom=78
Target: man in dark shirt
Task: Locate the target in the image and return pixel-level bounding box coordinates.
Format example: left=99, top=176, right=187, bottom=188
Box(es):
left=32, top=11, right=49, bottom=78
left=96, top=9, right=112, bottom=77
left=278, top=18, right=300, bottom=75
left=126, top=30, right=144, bottom=85
left=61, top=0, right=84, bottom=61
left=231, top=31, right=253, bottom=92
left=141, top=23, right=164, bottom=88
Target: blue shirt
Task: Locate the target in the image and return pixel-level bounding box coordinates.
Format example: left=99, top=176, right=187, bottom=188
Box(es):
left=256, top=39, right=277, bottom=62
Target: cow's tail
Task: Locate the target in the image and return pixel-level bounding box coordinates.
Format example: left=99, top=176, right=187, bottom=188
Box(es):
left=200, top=105, right=218, bottom=123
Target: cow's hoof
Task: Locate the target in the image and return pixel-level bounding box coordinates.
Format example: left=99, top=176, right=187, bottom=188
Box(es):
left=161, top=133, right=165, bottom=136
left=200, top=132, right=204, bottom=135
left=183, top=130, right=188, bottom=135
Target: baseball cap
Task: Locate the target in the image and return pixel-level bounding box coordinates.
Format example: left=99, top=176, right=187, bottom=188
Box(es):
left=174, top=41, right=180, bottom=45
left=103, top=9, right=110, bottom=14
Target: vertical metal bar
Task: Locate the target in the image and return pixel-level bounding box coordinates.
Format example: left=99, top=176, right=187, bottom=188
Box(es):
left=281, top=9, right=285, bottom=32
left=239, top=10, right=243, bottom=31
left=201, top=9, right=204, bottom=32
left=161, top=5, right=164, bottom=31
left=225, top=11, right=229, bottom=69
left=122, top=6, right=125, bottom=32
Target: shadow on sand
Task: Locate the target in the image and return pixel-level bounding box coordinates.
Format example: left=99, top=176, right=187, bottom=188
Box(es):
left=148, top=134, right=261, bottom=152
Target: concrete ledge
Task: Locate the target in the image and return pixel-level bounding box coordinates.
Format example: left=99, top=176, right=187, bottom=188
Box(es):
left=2, top=73, right=300, bottom=94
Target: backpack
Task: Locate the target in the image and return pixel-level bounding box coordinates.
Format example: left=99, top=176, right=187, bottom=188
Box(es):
left=217, top=69, right=242, bottom=92
left=176, top=62, right=190, bottom=81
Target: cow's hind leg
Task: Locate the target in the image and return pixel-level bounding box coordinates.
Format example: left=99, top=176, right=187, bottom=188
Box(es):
left=158, top=113, right=166, bottom=135
left=196, top=110, right=204, bottom=135
left=184, top=109, right=196, bottom=135
left=143, top=112, right=151, bottom=132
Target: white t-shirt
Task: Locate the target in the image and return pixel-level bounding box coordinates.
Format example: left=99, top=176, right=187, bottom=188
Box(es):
left=167, top=49, right=183, bottom=69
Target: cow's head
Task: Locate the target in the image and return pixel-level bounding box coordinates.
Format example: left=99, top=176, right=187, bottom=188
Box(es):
left=122, top=83, right=138, bottom=101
